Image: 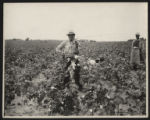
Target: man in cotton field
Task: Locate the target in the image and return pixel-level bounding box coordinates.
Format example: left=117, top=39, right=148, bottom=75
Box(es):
left=130, top=33, right=142, bottom=69
left=56, top=32, right=82, bottom=90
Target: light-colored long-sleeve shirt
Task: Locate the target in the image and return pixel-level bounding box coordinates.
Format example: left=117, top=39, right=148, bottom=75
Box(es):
left=56, top=40, right=79, bottom=57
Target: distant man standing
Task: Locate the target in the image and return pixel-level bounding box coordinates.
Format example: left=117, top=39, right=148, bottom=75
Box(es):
left=56, top=32, right=82, bottom=90
left=130, top=33, right=141, bottom=69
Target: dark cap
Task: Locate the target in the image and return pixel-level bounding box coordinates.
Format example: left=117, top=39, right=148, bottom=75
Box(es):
left=135, top=33, right=140, bottom=36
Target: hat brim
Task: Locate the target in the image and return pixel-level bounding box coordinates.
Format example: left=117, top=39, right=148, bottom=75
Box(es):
left=67, top=34, right=75, bottom=36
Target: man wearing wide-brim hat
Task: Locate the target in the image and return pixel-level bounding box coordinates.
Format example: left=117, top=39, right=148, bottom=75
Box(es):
left=56, top=31, right=82, bottom=90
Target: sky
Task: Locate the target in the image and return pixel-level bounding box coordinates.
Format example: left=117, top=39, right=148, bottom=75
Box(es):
left=4, top=3, right=148, bottom=41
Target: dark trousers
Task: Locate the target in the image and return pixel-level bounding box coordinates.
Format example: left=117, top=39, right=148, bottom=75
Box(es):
left=63, top=56, right=82, bottom=89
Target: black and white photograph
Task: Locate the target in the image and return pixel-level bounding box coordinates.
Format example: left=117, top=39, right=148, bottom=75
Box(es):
left=3, top=2, right=148, bottom=118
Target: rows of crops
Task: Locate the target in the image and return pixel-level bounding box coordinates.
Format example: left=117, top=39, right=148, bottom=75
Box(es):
left=4, top=39, right=146, bottom=116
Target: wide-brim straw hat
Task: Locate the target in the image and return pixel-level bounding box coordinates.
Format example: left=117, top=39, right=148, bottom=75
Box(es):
left=67, top=32, right=75, bottom=36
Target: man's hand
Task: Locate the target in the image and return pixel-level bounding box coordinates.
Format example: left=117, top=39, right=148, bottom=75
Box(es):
left=56, top=49, right=65, bottom=57
left=56, top=40, right=67, bottom=53
left=74, top=55, right=79, bottom=59
left=56, top=48, right=63, bottom=54
left=55, top=47, right=61, bottom=53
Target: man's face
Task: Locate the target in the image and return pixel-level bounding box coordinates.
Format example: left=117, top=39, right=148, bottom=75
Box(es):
left=136, top=35, right=140, bottom=39
left=68, top=35, right=75, bottom=41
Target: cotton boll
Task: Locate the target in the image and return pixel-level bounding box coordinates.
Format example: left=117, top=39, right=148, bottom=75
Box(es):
left=81, top=94, right=85, bottom=98
left=106, top=93, right=111, bottom=99
left=100, top=105, right=103, bottom=109
left=89, top=109, right=93, bottom=112
left=88, top=59, right=96, bottom=65
left=74, top=55, right=79, bottom=59
left=83, top=66, right=88, bottom=70
left=77, top=64, right=80, bottom=66
left=51, top=86, right=56, bottom=90
left=71, top=62, right=76, bottom=70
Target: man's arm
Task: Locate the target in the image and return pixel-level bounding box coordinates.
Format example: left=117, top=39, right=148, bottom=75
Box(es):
left=74, top=40, right=79, bottom=55
left=77, top=41, right=81, bottom=47
left=56, top=40, right=67, bottom=53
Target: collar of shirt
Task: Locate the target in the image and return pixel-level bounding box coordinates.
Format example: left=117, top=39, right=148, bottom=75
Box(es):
left=68, top=39, right=76, bottom=43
